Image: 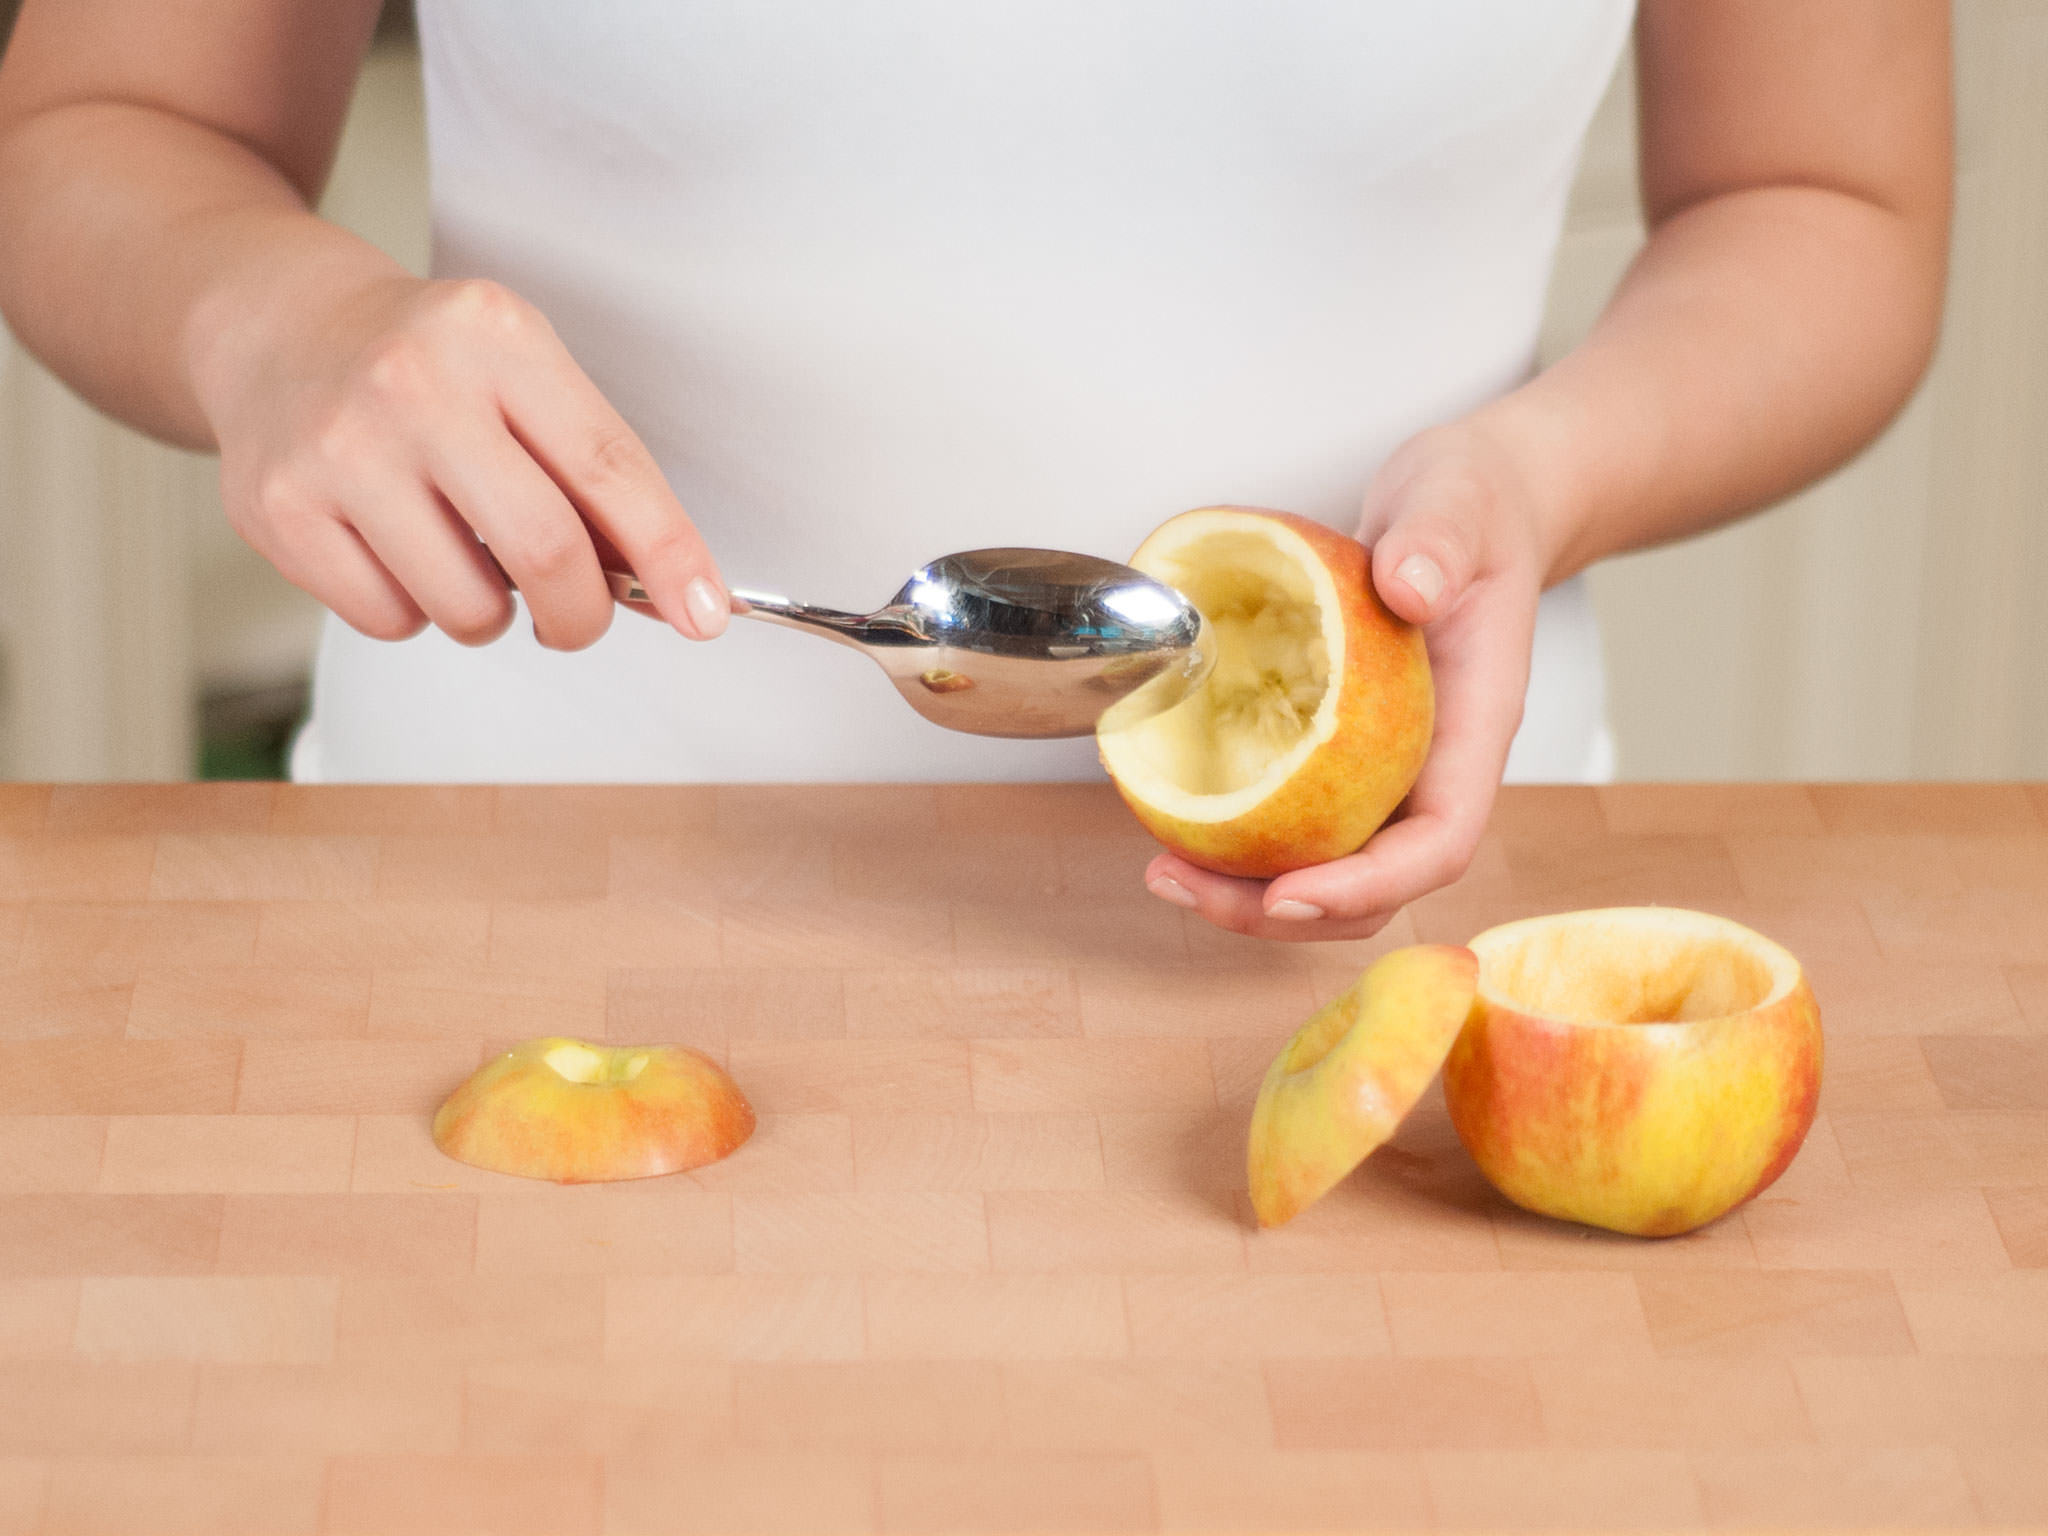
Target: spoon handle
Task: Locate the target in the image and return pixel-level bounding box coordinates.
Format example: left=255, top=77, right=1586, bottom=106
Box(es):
left=600, top=569, right=898, bottom=651
left=599, top=569, right=652, bottom=604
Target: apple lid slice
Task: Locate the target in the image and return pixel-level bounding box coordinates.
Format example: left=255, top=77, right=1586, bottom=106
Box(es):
left=433, top=1037, right=755, bottom=1184
left=1247, top=944, right=1478, bottom=1227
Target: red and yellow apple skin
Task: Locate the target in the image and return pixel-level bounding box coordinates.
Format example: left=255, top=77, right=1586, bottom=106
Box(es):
left=432, top=1037, right=755, bottom=1183
left=1248, top=944, right=1479, bottom=1227
left=1443, top=909, right=1823, bottom=1238
left=1104, top=508, right=1433, bottom=879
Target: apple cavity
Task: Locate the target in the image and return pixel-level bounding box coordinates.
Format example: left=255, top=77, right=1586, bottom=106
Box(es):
left=433, top=1036, right=755, bottom=1183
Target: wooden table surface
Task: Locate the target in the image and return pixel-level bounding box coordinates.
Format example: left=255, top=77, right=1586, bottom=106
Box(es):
left=0, top=780, right=2044, bottom=1535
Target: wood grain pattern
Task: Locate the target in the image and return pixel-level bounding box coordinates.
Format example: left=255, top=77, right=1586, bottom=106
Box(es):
left=0, top=782, right=2042, bottom=1533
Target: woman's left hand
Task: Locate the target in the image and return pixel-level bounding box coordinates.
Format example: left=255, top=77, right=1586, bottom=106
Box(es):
left=1143, top=418, right=1553, bottom=942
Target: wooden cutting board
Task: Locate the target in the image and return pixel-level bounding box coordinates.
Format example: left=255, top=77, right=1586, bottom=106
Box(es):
left=0, top=780, right=2043, bottom=1535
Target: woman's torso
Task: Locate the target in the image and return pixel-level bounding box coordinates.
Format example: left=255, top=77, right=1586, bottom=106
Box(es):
left=296, top=0, right=1630, bottom=783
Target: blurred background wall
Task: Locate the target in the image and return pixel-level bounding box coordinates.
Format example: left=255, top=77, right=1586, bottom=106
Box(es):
left=2, top=3, right=2044, bottom=783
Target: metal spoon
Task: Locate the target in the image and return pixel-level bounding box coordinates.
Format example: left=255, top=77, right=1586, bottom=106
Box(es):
left=604, top=549, right=1215, bottom=739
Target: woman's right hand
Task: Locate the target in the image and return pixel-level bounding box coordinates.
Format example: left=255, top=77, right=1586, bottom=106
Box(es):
left=196, top=271, right=728, bottom=651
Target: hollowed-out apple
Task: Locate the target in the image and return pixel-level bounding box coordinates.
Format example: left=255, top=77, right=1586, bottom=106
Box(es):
left=1097, top=507, right=1432, bottom=878
left=433, top=1037, right=755, bottom=1183
left=1444, top=907, right=1823, bottom=1236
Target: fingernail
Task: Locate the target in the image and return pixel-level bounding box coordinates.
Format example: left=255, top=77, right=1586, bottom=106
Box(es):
left=1148, top=876, right=1199, bottom=909
left=684, top=577, right=729, bottom=639
left=1266, top=899, right=1325, bottom=922
left=1395, top=554, right=1444, bottom=610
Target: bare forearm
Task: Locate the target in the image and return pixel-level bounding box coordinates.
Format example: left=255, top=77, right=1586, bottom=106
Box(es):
left=0, top=100, right=403, bottom=448
left=1487, top=182, right=1948, bottom=585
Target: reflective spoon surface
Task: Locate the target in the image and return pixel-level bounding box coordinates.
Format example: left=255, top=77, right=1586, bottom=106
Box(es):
left=605, top=548, right=1215, bottom=739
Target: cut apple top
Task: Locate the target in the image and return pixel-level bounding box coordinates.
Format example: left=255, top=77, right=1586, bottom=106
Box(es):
left=432, top=1037, right=755, bottom=1184
left=1100, top=511, right=1341, bottom=820
left=1246, top=944, right=1480, bottom=1228
left=1471, top=907, right=1803, bottom=1028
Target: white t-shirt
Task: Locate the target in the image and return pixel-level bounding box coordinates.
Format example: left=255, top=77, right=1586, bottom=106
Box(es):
left=294, top=1, right=1630, bottom=784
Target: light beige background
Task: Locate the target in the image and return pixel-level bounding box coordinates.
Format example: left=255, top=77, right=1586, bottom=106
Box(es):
left=3, top=9, right=2045, bottom=782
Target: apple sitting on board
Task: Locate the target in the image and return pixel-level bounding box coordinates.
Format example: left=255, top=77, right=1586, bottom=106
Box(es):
left=1097, top=506, right=1432, bottom=878
left=1444, top=907, right=1822, bottom=1236
left=433, top=1037, right=755, bottom=1183
left=1247, top=909, right=1822, bottom=1237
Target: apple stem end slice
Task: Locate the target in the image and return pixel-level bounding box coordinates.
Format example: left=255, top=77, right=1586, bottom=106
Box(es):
left=432, top=1036, right=756, bottom=1184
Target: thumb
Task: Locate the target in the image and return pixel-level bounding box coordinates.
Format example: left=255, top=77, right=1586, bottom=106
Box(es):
left=1368, top=497, right=1482, bottom=628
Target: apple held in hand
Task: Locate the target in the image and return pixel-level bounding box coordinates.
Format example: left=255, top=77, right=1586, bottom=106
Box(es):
left=433, top=1037, right=755, bottom=1183
left=1248, top=944, right=1479, bottom=1227
left=1098, top=507, right=1432, bottom=878
left=1444, top=907, right=1822, bottom=1237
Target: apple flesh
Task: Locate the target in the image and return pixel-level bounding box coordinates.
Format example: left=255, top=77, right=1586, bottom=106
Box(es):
left=1443, top=908, right=1822, bottom=1237
left=433, top=1037, right=755, bottom=1183
left=1098, top=507, right=1432, bottom=878
left=1248, top=944, right=1479, bottom=1227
